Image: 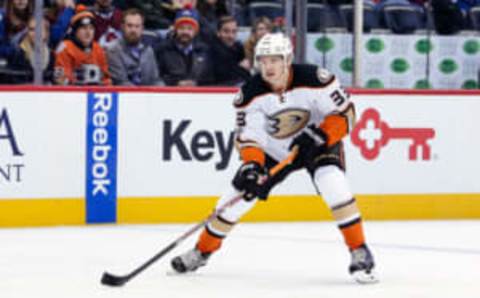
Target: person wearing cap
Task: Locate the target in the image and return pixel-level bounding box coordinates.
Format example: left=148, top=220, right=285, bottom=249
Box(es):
left=106, top=8, right=164, bottom=86
left=54, top=6, right=112, bottom=85
left=154, top=8, right=214, bottom=86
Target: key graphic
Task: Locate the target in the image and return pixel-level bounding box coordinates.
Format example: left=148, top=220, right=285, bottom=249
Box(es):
left=351, top=108, right=435, bottom=161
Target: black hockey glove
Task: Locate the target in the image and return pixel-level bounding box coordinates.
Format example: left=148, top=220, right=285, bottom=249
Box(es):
left=289, top=124, right=327, bottom=165
left=232, top=162, right=269, bottom=201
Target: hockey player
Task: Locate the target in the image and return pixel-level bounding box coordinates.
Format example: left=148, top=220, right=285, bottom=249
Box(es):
left=171, top=33, right=378, bottom=284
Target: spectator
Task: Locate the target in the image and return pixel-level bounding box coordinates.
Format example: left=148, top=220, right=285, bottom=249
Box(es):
left=211, top=16, right=250, bottom=86
left=6, top=17, right=54, bottom=84
left=125, top=0, right=171, bottom=30
left=45, top=0, right=76, bottom=48
left=90, top=0, right=122, bottom=47
left=431, top=0, right=465, bottom=34
left=76, top=0, right=95, bottom=4
left=243, top=16, right=273, bottom=68
left=77, top=0, right=127, bottom=8
left=162, top=0, right=216, bottom=43
left=410, top=0, right=428, bottom=6
left=0, top=0, right=34, bottom=59
left=2, top=0, right=33, bottom=37
left=106, top=9, right=163, bottom=86
left=155, top=8, right=214, bottom=86
left=376, top=0, right=426, bottom=33
left=326, top=0, right=352, bottom=4
left=54, top=6, right=112, bottom=85
left=456, top=0, right=480, bottom=15
left=162, top=0, right=198, bottom=22
left=197, top=0, right=228, bottom=33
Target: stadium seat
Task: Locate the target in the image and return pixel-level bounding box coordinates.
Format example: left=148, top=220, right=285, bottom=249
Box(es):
left=338, top=3, right=379, bottom=32
left=307, top=3, right=345, bottom=32
left=249, top=0, right=282, bottom=2
left=248, top=2, right=284, bottom=23
left=383, top=4, right=425, bottom=34
left=230, top=3, right=249, bottom=26
left=469, top=6, right=480, bottom=30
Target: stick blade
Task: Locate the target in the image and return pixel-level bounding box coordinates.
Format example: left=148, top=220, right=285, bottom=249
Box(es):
left=101, top=272, right=129, bottom=287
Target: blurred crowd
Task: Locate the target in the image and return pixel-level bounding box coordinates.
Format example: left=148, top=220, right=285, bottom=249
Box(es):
left=0, top=0, right=478, bottom=86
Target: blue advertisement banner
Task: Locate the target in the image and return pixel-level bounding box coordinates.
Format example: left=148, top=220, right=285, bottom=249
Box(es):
left=85, top=92, right=118, bottom=223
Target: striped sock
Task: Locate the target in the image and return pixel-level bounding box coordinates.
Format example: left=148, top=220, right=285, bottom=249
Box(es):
left=331, top=198, right=366, bottom=250
left=196, top=215, right=235, bottom=254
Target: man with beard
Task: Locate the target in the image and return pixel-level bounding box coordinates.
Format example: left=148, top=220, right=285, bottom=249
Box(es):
left=155, top=8, right=214, bottom=86
left=106, top=9, right=163, bottom=86
left=54, top=6, right=111, bottom=85
left=211, top=16, right=250, bottom=86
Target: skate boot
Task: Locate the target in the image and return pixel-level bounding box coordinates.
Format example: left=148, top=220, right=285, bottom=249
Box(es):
left=171, top=248, right=211, bottom=273
left=349, top=244, right=378, bottom=284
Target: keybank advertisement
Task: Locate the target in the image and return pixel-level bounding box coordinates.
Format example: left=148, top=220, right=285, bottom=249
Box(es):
left=118, top=93, right=480, bottom=196
left=346, top=95, right=480, bottom=194
left=1, top=90, right=480, bottom=224
left=117, top=93, right=240, bottom=197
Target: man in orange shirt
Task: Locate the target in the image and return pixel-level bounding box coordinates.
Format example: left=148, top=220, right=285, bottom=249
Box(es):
left=54, top=6, right=112, bottom=86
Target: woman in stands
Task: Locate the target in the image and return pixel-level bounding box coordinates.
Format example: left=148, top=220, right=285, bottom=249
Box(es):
left=7, top=16, right=55, bottom=84
left=243, top=16, right=273, bottom=71
left=0, top=0, right=34, bottom=59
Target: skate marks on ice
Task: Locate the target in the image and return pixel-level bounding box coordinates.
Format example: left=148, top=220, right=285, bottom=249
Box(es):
left=0, top=221, right=479, bottom=298
left=120, top=221, right=480, bottom=256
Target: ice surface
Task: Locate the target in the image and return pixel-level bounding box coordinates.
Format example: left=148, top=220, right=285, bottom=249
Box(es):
left=1, top=221, right=479, bottom=298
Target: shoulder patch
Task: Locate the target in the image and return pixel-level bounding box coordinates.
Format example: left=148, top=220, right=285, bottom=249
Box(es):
left=233, top=90, right=245, bottom=107
left=316, top=67, right=333, bottom=84
left=234, top=74, right=270, bottom=108
left=290, top=64, right=334, bottom=88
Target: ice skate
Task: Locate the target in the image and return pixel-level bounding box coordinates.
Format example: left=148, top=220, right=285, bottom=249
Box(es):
left=349, top=244, right=378, bottom=284
left=171, top=248, right=210, bottom=273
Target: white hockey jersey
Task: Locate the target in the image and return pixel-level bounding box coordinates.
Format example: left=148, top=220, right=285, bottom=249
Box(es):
left=234, top=64, right=355, bottom=163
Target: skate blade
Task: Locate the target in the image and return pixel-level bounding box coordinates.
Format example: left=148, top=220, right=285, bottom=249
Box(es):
left=352, top=270, right=379, bottom=284
left=166, top=269, right=195, bottom=276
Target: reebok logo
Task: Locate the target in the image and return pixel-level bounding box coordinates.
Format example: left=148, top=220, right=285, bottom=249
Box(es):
left=86, top=92, right=118, bottom=223
left=90, top=96, right=114, bottom=196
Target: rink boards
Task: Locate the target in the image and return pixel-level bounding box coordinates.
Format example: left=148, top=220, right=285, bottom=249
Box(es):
left=1, top=87, right=479, bottom=226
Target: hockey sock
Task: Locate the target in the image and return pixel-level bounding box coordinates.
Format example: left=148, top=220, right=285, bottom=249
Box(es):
left=331, top=198, right=366, bottom=250
left=196, top=228, right=223, bottom=253
left=339, top=219, right=365, bottom=250
left=196, top=215, right=235, bottom=254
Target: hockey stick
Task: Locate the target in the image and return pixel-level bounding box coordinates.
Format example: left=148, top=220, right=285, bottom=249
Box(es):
left=101, top=148, right=298, bottom=287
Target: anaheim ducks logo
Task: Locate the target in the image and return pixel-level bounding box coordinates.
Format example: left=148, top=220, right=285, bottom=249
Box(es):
left=267, top=109, right=310, bottom=139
